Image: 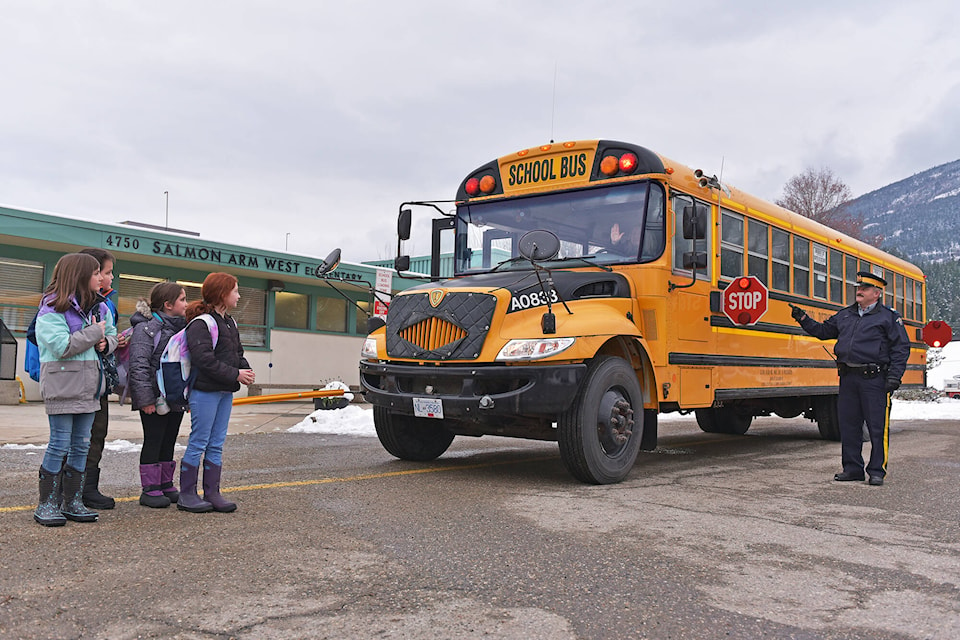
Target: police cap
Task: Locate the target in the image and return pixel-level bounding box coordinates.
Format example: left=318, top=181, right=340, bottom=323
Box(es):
left=856, top=271, right=887, bottom=288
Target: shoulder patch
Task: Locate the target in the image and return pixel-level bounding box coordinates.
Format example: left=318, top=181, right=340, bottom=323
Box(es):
left=896, top=317, right=903, bottom=326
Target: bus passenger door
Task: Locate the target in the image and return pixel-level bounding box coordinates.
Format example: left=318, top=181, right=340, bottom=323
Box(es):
left=668, top=195, right=715, bottom=406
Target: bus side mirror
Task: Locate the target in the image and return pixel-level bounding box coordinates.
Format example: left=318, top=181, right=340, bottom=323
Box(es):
left=682, top=251, right=707, bottom=270
left=398, top=209, right=412, bottom=241
left=682, top=204, right=707, bottom=240
left=394, top=255, right=410, bottom=272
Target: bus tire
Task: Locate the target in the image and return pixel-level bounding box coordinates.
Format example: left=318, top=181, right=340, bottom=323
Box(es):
left=373, top=407, right=455, bottom=461
left=695, top=407, right=752, bottom=435
left=813, top=395, right=841, bottom=441
left=558, top=356, right=644, bottom=484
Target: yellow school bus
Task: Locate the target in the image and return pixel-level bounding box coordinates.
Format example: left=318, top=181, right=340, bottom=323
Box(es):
left=360, top=140, right=929, bottom=484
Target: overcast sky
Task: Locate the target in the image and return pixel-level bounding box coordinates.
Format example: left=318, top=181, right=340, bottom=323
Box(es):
left=2, top=1, right=958, bottom=264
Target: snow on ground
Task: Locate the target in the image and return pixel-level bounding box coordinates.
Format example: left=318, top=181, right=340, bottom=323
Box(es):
left=927, top=340, right=960, bottom=390
left=287, top=397, right=960, bottom=438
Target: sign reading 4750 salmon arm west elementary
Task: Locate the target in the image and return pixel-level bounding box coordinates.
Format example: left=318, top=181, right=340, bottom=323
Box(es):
left=722, top=276, right=768, bottom=326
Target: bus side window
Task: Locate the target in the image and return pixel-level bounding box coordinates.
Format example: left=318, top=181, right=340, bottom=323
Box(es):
left=747, top=219, right=769, bottom=286
left=793, top=236, right=810, bottom=296
left=671, top=195, right=710, bottom=279
left=720, top=210, right=744, bottom=280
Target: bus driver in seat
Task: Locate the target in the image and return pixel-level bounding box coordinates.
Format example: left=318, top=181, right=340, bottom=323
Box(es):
left=609, top=222, right=642, bottom=256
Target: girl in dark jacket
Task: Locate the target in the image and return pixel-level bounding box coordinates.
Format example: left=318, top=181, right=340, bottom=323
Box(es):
left=128, top=283, right=188, bottom=508
left=178, top=272, right=255, bottom=513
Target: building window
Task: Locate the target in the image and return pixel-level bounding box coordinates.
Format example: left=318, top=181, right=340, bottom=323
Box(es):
left=747, top=220, right=769, bottom=285
left=316, top=296, right=347, bottom=332
left=0, top=257, right=44, bottom=332
left=720, top=210, right=744, bottom=280
left=116, top=274, right=166, bottom=329
left=793, top=237, right=810, bottom=297
left=275, top=292, right=309, bottom=330
left=771, top=228, right=789, bottom=292
left=354, top=300, right=372, bottom=335
left=235, top=286, right=267, bottom=347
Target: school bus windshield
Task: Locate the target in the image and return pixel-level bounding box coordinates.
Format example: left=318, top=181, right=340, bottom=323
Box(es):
left=454, top=181, right=665, bottom=274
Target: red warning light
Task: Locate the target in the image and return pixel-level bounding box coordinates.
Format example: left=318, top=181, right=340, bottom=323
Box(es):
left=465, top=177, right=480, bottom=196
left=619, top=153, right=638, bottom=174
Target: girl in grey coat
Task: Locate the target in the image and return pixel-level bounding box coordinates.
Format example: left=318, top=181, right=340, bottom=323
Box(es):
left=127, top=283, right=188, bottom=508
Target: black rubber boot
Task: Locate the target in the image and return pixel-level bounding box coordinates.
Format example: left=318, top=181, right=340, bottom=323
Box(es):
left=62, top=465, right=99, bottom=522
left=82, top=466, right=115, bottom=510
left=34, top=467, right=66, bottom=527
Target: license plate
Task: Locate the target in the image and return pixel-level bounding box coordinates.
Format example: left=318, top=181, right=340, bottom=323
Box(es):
left=412, top=397, right=444, bottom=419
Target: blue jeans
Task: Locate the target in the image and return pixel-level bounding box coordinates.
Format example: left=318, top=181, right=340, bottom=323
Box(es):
left=184, top=390, right=233, bottom=467
left=42, top=412, right=96, bottom=472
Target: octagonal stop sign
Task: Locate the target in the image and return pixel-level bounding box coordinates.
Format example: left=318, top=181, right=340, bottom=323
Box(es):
left=722, top=276, right=769, bottom=326
left=922, top=320, right=952, bottom=348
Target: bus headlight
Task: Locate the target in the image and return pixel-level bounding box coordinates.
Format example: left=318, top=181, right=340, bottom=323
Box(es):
left=496, top=337, right=575, bottom=361
left=361, top=338, right=378, bottom=360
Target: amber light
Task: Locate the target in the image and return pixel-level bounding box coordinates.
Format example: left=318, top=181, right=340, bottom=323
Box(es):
left=479, top=175, right=496, bottom=193
left=465, top=178, right=480, bottom=196
left=562, top=141, right=576, bottom=148
left=600, top=155, right=619, bottom=176
left=619, top=153, right=638, bottom=173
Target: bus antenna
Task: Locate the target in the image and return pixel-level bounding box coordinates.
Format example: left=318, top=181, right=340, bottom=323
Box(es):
left=550, top=62, right=558, bottom=143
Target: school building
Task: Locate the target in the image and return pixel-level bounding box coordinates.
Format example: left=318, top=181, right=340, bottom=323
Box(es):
left=0, top=204, right=423, bottom=402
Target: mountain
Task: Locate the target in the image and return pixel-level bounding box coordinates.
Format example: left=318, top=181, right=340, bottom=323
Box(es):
left=843, top=158, right=960, bottom=328
left=845, top=158, right=960, bottom=262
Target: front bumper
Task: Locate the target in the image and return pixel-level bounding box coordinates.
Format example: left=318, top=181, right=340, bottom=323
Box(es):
left=359, top=360, right=587, bottom=418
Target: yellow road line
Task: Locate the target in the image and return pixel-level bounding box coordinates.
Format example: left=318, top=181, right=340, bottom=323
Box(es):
left=0, top=455, right=555, bottom=514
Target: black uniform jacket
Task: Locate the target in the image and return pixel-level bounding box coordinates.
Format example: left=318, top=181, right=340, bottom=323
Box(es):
left=799, top=303, right=911, bottom=380
left=186, top=311, right=250, bottom=393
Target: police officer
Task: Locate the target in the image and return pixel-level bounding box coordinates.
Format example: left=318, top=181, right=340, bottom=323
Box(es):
left=790, top=271, right=910, bottom=486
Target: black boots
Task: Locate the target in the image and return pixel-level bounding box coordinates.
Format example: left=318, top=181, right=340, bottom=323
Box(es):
left=202, top=461, right=237, bottom=513
left=82, top=466, right=115, bottom=510
left=61, top=465, right=99, bottom=523
left=176, top=462, right=213, bottom=513
left=34, top=467, right=66, bottom=527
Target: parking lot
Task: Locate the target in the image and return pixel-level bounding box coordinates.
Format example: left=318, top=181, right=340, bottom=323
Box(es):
left=1, top=405, right=959, bottom=639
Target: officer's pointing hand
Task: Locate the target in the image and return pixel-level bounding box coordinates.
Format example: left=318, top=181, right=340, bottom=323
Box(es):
left=789, top=304, right=806, bottom=322
left=885, top=377, right=901, bottom=393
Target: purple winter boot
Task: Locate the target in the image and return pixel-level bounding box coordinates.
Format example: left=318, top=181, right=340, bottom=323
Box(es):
left=158, top=460, right=180, bottom=503
left=177, top=461, right=213, bottom=513
left=202, top=460, right=237, bottom=513
left=139, top=463, right=171, bottom=508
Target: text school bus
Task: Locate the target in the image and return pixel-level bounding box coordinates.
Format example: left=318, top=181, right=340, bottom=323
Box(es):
left=360, top=140, right=934, bottom=484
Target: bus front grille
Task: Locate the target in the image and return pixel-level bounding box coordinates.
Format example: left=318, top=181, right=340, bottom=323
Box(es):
left=399, top=317, right=467, bottom=352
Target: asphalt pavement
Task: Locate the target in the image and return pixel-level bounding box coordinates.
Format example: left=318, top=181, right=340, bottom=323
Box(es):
left=1, top=403, right=959, bottom=639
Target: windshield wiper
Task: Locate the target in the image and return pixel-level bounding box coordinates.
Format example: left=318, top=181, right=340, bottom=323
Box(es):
left=554, top=255, right=613, bottom=272
left=489, top=256, right=530, bottom=272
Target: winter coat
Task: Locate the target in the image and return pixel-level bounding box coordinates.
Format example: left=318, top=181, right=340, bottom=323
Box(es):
left=187, top=310, right=250, bottom=393
left=799, top=302, right=911, bottom=380
left=127, top=310, right=187, bottom=411
left=35, top=294, right=118, bottom=415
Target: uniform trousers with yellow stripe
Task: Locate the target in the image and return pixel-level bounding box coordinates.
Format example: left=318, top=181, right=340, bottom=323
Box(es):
left=837, top=372, right=891, bottom=479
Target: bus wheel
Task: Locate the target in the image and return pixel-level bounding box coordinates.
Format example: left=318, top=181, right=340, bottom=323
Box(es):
left=373, top=407, right=455, bottom=461
left=558, top=356, right=644, bottom=484
left=695, top=407, right=752, bottom=435
left=813, top=395, right=841, bottom=441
